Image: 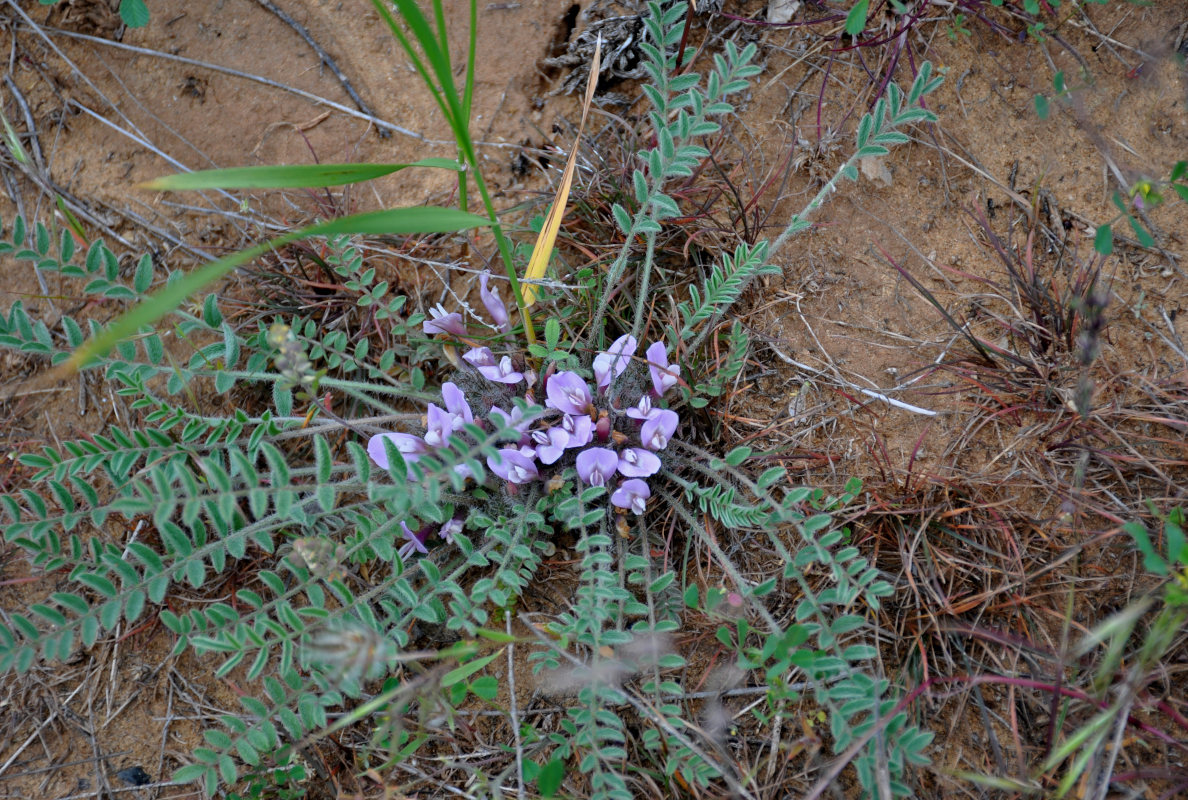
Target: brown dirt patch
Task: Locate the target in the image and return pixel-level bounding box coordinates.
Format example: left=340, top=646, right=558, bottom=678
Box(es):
left=2, top=0, right=1186, bottom=798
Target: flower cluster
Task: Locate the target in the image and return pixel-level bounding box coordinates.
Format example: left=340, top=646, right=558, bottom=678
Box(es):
left=365, top=272, right=682, bottom=556
left=524, top=334, right=680, bottom=515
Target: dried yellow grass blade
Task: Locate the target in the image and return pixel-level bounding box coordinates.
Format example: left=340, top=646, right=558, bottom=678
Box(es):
left=522, top=37, right=602, bottom=308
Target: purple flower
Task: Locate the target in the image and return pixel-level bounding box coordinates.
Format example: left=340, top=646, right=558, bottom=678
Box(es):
left=398, top=521, right=430, bottom=560
left=626, top=394, right=657, bottom=421
left=532, top=427, right=570, bottom=465
left=463, top=346, right=496, bottom=369
left=640, top=409, right=678, bottom=451
left=489, top=405, right=533, bottom=439
left=576, top=447, right=618, bottom=487
left=611, top=479, right=651, bottom=515
left=460, top=347, right=522, bottom=382
left=424, top=304, right=467, bottom=337
left=480, top=355, right=524, bottom=384
left=367, top=432, right=427, bottom=471
left=560, top=413, right=594, bottom=448
left=593, top=334, right=637, bottom=392
left=646, top=341, right=680, bottom=397
left=617, top=447, right=661, bottom=478
left=479, top=271, right=512, bottom=333
left=423, top=403, right=461, bottom=448
left=463, top=347, right=523, bottom=384
left=439, top=518, right=463, bottom=544
left=441, top=382, right=473, bottom=425
left=546, top=371, right=593, bottom=415
left=487, top=447, right=539, bottom=484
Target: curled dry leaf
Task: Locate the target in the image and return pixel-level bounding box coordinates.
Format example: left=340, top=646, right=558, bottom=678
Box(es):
left=768, top=0, right=802, bottom=24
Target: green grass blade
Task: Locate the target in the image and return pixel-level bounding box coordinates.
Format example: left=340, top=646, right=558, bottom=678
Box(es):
left=432, top=0, right=451, bottom=75
left=66, top=206, right=490, bottom=369
left=464, top=0, right=477, bottom=124
left=388, top=0, right=465, bottom=133
left=371, top=0, right=519, bottom=301
left=141, top=159, right=461, bottom=191
left=369, top=1, right=448, bottom=126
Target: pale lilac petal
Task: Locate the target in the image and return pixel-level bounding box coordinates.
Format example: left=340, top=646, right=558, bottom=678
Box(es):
left=646, top=341, right=681, bottom=396
left=561, top=414, right=594, bottom=448
left=626, top=394, right=657, bottom=420
left=423, top=403, right=454, bottom=448
left=479, top=271, right=512, bottom=333
left=593, top=334, right=638, bottom=392
left=546, top=371, right=593, bottom=415
left=463, top=346, right=496, bottom=368
left=487, top=448, right=539, bottom=484
left=576, top=447, right=619, bottom=487
left=423, top=304, right=467, bottom=337
left=617, top=447, right=661, bottom=478
left=398, top=521, right=430, bottom=559
left=611, top=479, right=651, bottom=515
left=489, top=405, right=533, bottom=439
left=367, top=432, right=426, bottom=470
left=477, top=355, right=524, bottom=384
left=439, top=519, right=463, bottom=543
left=441, top=382, right=473, bottom=425
left=532, top=427, right=570, bottom=465
left=640, top=409, right=678, bottom=451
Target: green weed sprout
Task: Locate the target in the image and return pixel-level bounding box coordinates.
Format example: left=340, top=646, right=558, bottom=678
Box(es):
left=1034, top=509, right=1188, bottom=796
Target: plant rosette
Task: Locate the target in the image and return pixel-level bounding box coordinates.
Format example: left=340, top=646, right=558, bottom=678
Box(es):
left=366, top=271, right=682, bottom=555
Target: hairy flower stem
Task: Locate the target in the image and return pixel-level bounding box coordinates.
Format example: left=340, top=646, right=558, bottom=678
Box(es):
left=589, top=233, right=641, bottom=348
left=629, top=235, right=658, bottom=342
left=769, top=154, right=857, bottom=257
left=654, top=485, right=782, bottom=633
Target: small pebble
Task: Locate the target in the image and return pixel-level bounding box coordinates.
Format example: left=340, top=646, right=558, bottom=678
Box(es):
left=116, top=766, right=153, bottom=787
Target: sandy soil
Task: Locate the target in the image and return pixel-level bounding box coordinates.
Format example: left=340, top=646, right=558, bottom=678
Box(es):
left=2, top=0, right=1186, bottom=797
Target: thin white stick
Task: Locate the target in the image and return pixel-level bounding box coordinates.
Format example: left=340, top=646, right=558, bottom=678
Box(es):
left=858, top=388, right=938, bottom=417
left=767, top=344, right=940, bottom=417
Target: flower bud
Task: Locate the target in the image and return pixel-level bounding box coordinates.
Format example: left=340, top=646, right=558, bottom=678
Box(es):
left=595, top=411, right=611, bottom=442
